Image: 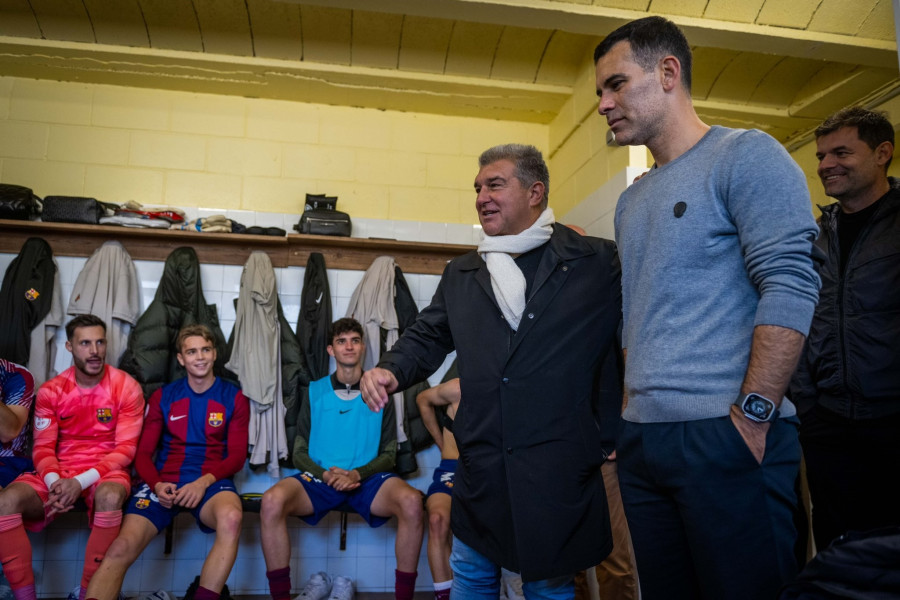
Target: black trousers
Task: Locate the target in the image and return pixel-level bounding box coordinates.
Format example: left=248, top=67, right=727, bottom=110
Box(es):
left=799, top=405, right=900, bottom=552
left=618, top=415, right=801, bottom=600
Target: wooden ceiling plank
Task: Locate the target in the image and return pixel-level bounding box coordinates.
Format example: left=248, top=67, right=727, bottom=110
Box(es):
left=397, top=15, right=454, bottom=74
left=491, top=26, right=552, bottom=82
left=246, top=0, right=302, bottom=61
left=300, top=4, right=351, bottom=65
left=807, top=0, right=875, bottom=36
left=702, top=0, right=765, bottom=23
left=0, top=0, right=41, bottom=38
left=756, top=0, right=820, bottom=29
left=648, top=0, right=708, bottom=18
left=857, top=0, right=896, bottom=41
left=137, top=0, right=203, bottom=51
left=193, top=0, right=253, bottom=57
left=444, top=21, right=503, bottom=78
left=351, top=10, right=404, bottom=70
left=534, top=30, right=592, bottom=86
left=28, top=0, right=94, bottom=43
left=83, top=0, right=149, bottom=48
left=706, top=52, right=782, bottom=104
left=749, top=57, right=826, bottom=107
left=285, top=0, right=897, bottom=68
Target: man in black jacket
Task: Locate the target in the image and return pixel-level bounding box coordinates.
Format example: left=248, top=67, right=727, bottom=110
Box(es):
left=361, top=144, right=622, bottom=598
left=792, top=106, right=900, bottom=549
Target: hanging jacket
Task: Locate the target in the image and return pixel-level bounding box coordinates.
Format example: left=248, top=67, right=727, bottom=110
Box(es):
left=0, top=238, right=56, bottom=365
left=296, top=252, right=332, bottom=381
left=119, top=247, right=229, bottom=398
left=67, top=241, right=141, bottom=367
left=225, top=252, right=286, bottom=477
left=27, top=258, right=65, bottom=386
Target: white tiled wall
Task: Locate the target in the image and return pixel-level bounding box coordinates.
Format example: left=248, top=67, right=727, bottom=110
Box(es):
left=1, top=215, right=460, bottom=598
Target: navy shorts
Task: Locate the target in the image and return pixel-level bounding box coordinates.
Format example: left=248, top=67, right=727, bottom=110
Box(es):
left=291, top=471, right=397, bottom=527
left=125, top=479, right=238, bottom=533
left=0, top=456, right=33, bottom=488
left=426, top=459, right=457, bottom=498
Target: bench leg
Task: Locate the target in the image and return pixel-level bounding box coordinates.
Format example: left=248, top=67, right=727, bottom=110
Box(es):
left=340, top=512, right=347, bottom=551
left=164, top=521, right=174, bottom=555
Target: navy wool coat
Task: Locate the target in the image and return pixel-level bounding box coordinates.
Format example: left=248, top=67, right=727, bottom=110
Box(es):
left=379, top=224, right=622, bottom=581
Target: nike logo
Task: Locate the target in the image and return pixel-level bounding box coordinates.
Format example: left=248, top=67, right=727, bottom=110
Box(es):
left=315, top=291, right=324, bottom=304
left=339, top=409, right=351, bottom=414
left=169, top=415, right=187, bottom=421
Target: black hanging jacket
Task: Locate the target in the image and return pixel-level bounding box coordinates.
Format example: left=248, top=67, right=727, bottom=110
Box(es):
left=0, top=237, right=56, bottom=365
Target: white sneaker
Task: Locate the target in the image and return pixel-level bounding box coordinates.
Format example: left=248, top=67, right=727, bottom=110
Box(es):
left=296, top=572, right=333, bottom=600
left=501, top=569, right=525, bottom=600
left=66, top=585, right=82, bottom=600
left=139, top=590, right=175, bottom=600
left=328, top=576, right=354, bottom=600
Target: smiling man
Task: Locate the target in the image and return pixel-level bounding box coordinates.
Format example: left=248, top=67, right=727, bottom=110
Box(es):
left=594, top=16, right=821, bottom=600
left=0, top=314, right=144, bottom=600
left=791, top=107, right=900, bottom=550
left=361, top=144, right=622, bottom=599
left=85, top=324, right=249, bottom=600
left=260, top=317, right=424, bottom=600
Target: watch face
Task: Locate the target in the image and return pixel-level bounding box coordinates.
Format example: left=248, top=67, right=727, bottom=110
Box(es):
left=743, top=393, right=775, bottom=421
left=748, top=398, right=769, bottom=418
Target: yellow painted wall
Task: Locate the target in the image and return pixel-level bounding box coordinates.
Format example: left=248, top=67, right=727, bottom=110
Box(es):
left=548, top=55, right=645, bottom=220
left=0, top=76, right=546, bottom=224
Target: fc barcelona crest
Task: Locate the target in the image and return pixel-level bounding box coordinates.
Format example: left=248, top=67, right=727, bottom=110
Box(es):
left=96, top=408, right=113, bottom=423
left=208, top=412, right=223, bottom=427
left=136, top=498, right=150, bottom=509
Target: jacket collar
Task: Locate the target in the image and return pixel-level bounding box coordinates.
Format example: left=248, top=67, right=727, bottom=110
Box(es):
left=818, top=176, right=900, bottom=230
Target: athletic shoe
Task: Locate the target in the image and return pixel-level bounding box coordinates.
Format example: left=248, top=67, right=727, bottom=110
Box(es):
left=65, top=585, right=82, bottom=600
left=328, top=576, right=354, bottom=600
left=501, top=569, right=525, bottom=600
left=138, top=590, right=176, bottom=600
left=295, top=572, right=333, bottom=600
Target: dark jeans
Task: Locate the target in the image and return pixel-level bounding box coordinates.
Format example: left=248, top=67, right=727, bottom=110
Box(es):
left=799, top=406, right=900, bottom=551
left=618, top=415, right=801, bottom=600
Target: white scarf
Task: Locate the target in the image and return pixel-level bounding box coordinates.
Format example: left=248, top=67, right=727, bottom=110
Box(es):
left=477, top=208, right=555, bottom=331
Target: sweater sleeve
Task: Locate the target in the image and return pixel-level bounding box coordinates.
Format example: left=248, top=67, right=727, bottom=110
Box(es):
left=92, top=374, right=144, bottom=477
left=134, top=389, right=165, bottom=488
left=291, top=387, right=327, bottom=476
left=209, top=390, right=250, bottom=480
left=725, top=130, right=821, bottom=335
left=354, top=398, right=397, bottom=480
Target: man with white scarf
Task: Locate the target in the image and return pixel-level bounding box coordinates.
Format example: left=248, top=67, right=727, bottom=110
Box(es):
left=361, top=144, right=623, bottom=600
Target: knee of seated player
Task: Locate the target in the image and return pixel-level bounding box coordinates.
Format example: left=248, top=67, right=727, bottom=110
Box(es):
left=213, top=503, right=243, bottom=539
left=93, top=482, right=128, bottom=512
left=0, top=484, right=35, bottom=516
left=427, top=505, right=450, bottom=536
left=103, top=531, right=145, bottom=565
left=260, top=485, right=291, bottom=524
left=392, top=486, right=424, bottom=524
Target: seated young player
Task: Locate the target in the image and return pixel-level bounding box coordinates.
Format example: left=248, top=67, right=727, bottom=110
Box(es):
left=416, top=378, right=459, bottom=600
left=0, top=359, right=35, bottom=490
left=85, top=325, right=249, bottom=600
left=260, top=318, right=424, bottom=600
left=0, top=315, right=144, bottom=600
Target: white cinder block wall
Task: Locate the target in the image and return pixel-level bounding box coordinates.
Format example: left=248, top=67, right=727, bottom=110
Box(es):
left=0, top=213, right=465, bottom=598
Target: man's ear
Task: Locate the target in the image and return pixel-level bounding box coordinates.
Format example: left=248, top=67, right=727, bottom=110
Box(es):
left=176, top=352, right=185, bottom=367
left=326, top=345, right=335, bottom=358
left=65, top=340, right=72, bottom=353
left=659, top=55, right=681, bottom=93
left=875, top=140, right=894, bottom=170
left=529, top=181, right=545, bottom=208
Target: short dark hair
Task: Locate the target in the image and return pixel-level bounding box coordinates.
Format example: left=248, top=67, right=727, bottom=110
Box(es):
left=594, top=16, right=693, bottom=93
left=330, top=318, right=364, bottom=345
left=478, top=144, right=550, bottom=209
left=176, top=324, right=216, bottom=353
left=816, top=106, right=895, bottom=170
left=65, top=314, right=107, bottom=340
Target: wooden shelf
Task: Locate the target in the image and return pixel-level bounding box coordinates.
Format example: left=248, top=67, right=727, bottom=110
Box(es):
left=0, top=219, right=474, bottom=275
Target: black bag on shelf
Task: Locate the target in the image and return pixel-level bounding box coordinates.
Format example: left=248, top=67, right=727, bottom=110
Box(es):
left=0, top=184, right=42, bottom=220
left=294, top=193, right=352, bottom=237
left=41, top=196, right=112, bottom=224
